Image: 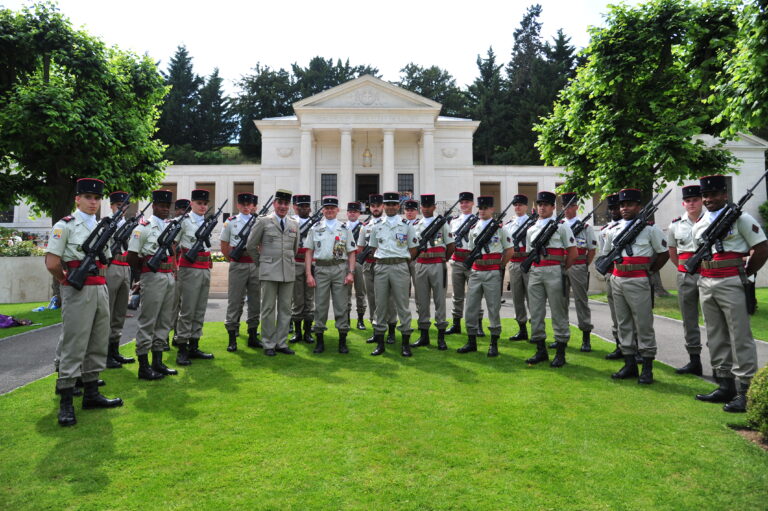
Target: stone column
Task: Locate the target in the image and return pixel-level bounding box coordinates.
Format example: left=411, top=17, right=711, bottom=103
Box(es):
left=300, top=127, right=313, bottom=195
left=340, top=128, right=353, bottom=203
left=421, top=128, right=435, bottom=193
left=382, top=128, right=395, bottom=192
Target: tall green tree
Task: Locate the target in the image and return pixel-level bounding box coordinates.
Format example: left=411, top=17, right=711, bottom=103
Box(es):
left=467, top=48, right=504, bottom=164
left=397, top=63, right=466, bottom=117
left=535, top=0, right=739, bottom=197
left=0, top=2, right=167, bottom=221
left=157, top=45, right=202, bottom=147
left=291, top=57, right=379, bottom=101
left=194, top=68, right=237, bottom=151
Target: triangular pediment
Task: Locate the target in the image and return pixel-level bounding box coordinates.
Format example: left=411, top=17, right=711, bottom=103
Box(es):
left=293, top=75, right=442, bottom=111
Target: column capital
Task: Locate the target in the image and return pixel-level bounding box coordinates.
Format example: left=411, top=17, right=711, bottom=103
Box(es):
left=339, top=127, right=352, bottom=135
left=421, top=127, right=435, bottom=134
left=382, top=128, right=396, bottom=135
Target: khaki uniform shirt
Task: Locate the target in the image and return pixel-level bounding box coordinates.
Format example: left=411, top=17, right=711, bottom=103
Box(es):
left=413, top=216, right=453, bottom=249
left=306, top=219, right=356, bottom=261
left=368, top=215, right=418, bottom=258
left=357, top=217, right=384, bottom=248
left=247, top=213, right=299, bottom=282
left=127, top=215, right=168, bottom=257
left=565, top=217, right=597, bottom=253
left=468, top=218, right=514, bottom=253
left=667, top=214, right=699, bottom=253
left=691, top=210, right=766, bottom=254
left=601, top=220, right=666, bottom=257
left=524, top=218, right=576, bottom=251
left=47, top=210, right=111, bottom=262
left=221, top=213, right=259, bottom=263
left=178, top=212, right=206, bottom=250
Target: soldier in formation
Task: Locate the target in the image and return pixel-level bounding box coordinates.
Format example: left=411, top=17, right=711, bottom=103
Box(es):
left=345, top=201, right=367, bottom=330
left=290, top=195, right=315, bottom=344
left=504, top=194, right=531, bottom=341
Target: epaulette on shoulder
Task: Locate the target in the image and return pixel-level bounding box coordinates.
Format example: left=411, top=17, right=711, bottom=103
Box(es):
left=402, top=218, right=408, bottom=224
left=671, top=216, right=681, bottom=223
left=61, top=215, right=74, bottom=223
left=139, top=218, right=149, bottom=226
left=413, top=219, right=421, bottom=225
left=647, top=221, right=655, bottom=226
left=600, top=224, right=610, bottom=231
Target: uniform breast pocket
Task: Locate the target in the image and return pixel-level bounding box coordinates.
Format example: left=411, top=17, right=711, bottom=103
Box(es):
left=70, top=230, right=89, bottom=249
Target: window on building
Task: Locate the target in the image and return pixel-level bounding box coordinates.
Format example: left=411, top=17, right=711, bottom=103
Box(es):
left=398, top=174, right=414, bottom=197
left=321, top=174, right=337, bottom=197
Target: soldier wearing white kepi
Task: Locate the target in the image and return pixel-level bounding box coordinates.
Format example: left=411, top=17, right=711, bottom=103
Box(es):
left=345, top=201, right=367, bottom=330
left=126, top=189, right=179, bottom=380
left=411, top=194, right=455, bottom=350
left=692, top=175, right=768, bottom=413
left=600, top=193, right=625, bottom=360
left=290, top=194, right=316, bottom=344
left=104, top=191, right=136, bottom=369
left=601, top=188, right=669, bottom=384
left=559, top=192, right=597, bottom=352
left=667, top=185, right=704, bottom=375
left=45, top=178, right=123, bottom=427
left=367, top=191, right=419, bottom=356
left=305, top=196, right=357, bottom=354
left=523, top=191, right=577, bottom=367
left=220, top=192, right=261, bottom=352
left=504, top=194, right=532, bottom=341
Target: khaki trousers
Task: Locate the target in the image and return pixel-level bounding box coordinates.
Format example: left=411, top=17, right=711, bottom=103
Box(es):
left=507, top=261, right=529, bottom=323
left=291, top=262, right=314, bottom=322
left=225, top=261, right=260, bottom=332
left=106, top=263, right=131, bottom=345
left=177, top=266, right=210, bottom=342
left=610, top=275, right=657, bottom=357
left=465, top=269, right=502, bottom=336
left=347, top=263, right=366, bottom=318
left=260, top=280, right=294, bottom=349
left=313, top=263, right=351, bottom=333
left=56, top=284, right=110, bottom=389
left=136, top=271, right=176, bottom=355
left=363, top=261, right=395, bottom=325
left=699, top=275, right=758, bottom=381
left=605, top=275, right=619, bottom=340
left=373, top=262, right=413, bottom=335
left=451, top=260, right=484, bottom=321
left=528, top=265, right=570, bottom=344
left=414, top=262, right=448, bottom=330
left=676, top=271, right=702, bottom=355
left=566, top=263, right=593, bottom=331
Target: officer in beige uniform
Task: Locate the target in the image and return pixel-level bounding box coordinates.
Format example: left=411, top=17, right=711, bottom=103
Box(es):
left=126, top=189, right=179, bottom=380
left=692, top=175, right=768, bottom=412
left=345, top=201, right=367, bottom=330
left=305, top=196, right=357, bottom=354
left=358, top=194, right=397, bottom=344
left=411, top=194, right=455, bottom=350
left=601, top=188, right=669, bottom=384
left=367, top=191, right=419, bottom=356
left=504, top=194, right=532, bottom=341
left=169, top=198, right=190, bottom=348
left=404, top=199, right=420, bottom=293
left=523, top=191, right=577, bottom=367
left=220, top=192, right=261, bottom=352
left=175, top=189, right=215, bottom=365
left=457, top=196, right=513, bottom=357
left=247, top=189, right=299, bottom=356
left=104, top=191, right=136, bottom=369
left=290, top=195, right=315, bottom=344
left=45, top=178, right=123, bottom=427
left=599, top=193, right=626, bottom=359
left=447, top=192, right=484, bottom=336
left=667, top=185, right=704, bottom=375
left=560, top=192, right=597, bottom=352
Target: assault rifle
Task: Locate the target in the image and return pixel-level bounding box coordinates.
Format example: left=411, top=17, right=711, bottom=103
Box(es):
left=463, top=201, right=515, bottom=270
left=520, top=195, right=577, bottom=273
left=594, top=189, right=671, bottom=276
left=147, top=204, right=191, bottom=272
left=183, top=199, right=229, bottom=263
left=299, top=207, right=323, bottom=242
left=351, top=215, right=371, bottom=242
left=571, top=200, right=603, bottom=237
left=110, top=202, right=151, bottom=258
left=510, top=212, right=538, bottom=251
left=414, top=199, right=460, bottom=257
left=356, top=217, right=380, bottom=264
left=67, top=195, right=132, bottom=290
left=453, top=214, right=478, bottom=249
left=228, top=213, right=258, bottom=262
left=257, top=194, right=274, bottom=216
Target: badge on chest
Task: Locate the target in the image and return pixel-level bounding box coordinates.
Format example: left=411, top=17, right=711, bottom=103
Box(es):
left=395, top=233, right=407, bottom=247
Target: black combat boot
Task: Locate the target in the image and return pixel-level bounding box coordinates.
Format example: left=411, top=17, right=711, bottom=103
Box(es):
left=75, top=378, right=104, bottom=388
left=437, top=329, right=447, bottom=351
left=612, top=355, right=639, bottom=379
left=638, top=357, right=654, bottom=384
left=366, top=334, right=377, bottom=344
left=446, top=318, right=462, bottom=335
left=289, top=321, right=301, bottom=342
left=357, top=315, right=366, bottom=330
left=676, top=353, right=702, bottom=376
left=580, top=330, right=592, bottom=352
left=477, top=320, right=486, bottom=337
left=371, top=334, right=386, bottom=356
left=57, top=387, right=77, bottom=427
left=411, top=329, right=430, bottom=348
left=152, top=350, right=178, bottom=376
left=386, top=324, right=397, bottom=344
left=696, top=377, right=737, bottom=403
left=55, top=374, right=82, bottom=396
left=550, top=342, right=567, bottom=367
left=112, top=343, right=135, bottom=364
left=171, top=336, right=178, bottom=347
left=227, top=330, right=238, bottom=352
left=487, top=335, right=499, bottom=357
left=509, top=320, right=528, bottom=341
left=313, top=333, right=325, bottom=354
left=338, top=332, right=349, bottom=354
left=303, top=320, right=314, bottom=343
left=176, top=342, right=192, bottom=366
left=548, top=341, right=559, bottom=349
left=605, top=343, right=623, bottom=360
left=723, top=381, right=750, bottom=413
left=189, top=338, right=214, bottom=359
left=137, top=353, right=164, bottom=380
left=247, top=324, right=262, bottom=348
left=162, top=336, right=170, bottom=352
left=401, top=334, right=412, bottom=357
left=457, top=335, right=478, bottom=354
left=289, top=321, right=294, bottom=333
left=82, top=380, right=123, bottom=409
left=526, top=340, right=549, bottom=365
left=105, top=344, right=122, bottom=369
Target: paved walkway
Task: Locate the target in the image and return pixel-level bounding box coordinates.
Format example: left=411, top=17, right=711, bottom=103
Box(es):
left=1, top=296, right=766, bottom=395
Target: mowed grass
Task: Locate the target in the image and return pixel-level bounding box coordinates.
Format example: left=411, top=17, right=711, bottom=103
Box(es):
left=590, top=288, right=768, bottom=341
left=0, top=301, right=61, bottom=339
left=1, top=320, right=766, bottom=510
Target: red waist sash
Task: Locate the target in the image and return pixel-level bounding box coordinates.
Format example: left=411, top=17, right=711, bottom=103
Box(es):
left=416, top=246, right=446, bottom=264
left=63, top=260, right=106, bottom=286
left=612, top=256, right=651, bottom=278
left=532, top=248, right=566, bottom=268
left=700, top=251, right=745, bottom=278
left=472, top=253, right=502, bottom=271
left=179, top=248, right=212, bottom=269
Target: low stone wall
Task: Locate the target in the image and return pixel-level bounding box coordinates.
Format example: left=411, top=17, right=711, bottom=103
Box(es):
left=0, top=256, right=50, bottom=303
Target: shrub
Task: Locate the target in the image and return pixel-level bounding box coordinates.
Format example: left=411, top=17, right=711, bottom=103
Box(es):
left=759, top=200, right=768, bottom=227
left=747, top=365, right=768, bottom=440
left=0, top=241, right=44, bottom=257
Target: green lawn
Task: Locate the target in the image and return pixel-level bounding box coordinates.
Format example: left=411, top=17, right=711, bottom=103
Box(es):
left=1, top=320, right=766, bottom=510
left=590, top=288, right=768, bottom=341
left=0, top=301, right=61, bottom=339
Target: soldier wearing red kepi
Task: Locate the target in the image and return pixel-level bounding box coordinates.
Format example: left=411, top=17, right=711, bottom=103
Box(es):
left=692, top=175, right=768, bottom=413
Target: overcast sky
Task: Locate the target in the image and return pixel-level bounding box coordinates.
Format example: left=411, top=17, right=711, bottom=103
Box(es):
left=3, top=0, right=638, bottom=94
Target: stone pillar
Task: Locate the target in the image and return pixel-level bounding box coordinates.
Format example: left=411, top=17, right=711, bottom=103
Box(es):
left=340, top=128, right=353, bottom=203
left=300, top=128, right=313, bottom=195
left=382, top=129, right=396, bottom=192
left=421, top=128, right=435, bottom=193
